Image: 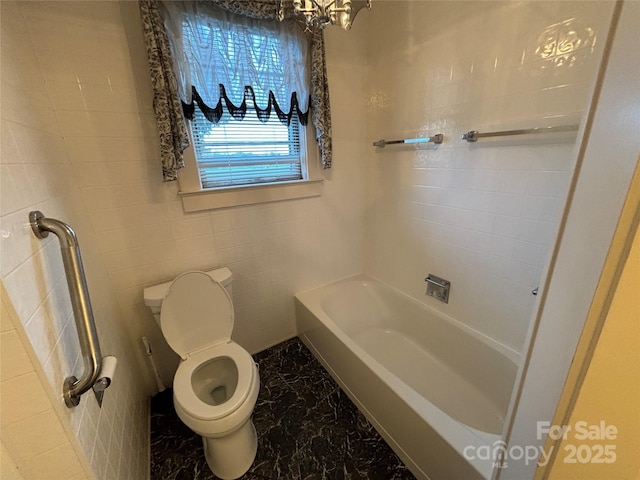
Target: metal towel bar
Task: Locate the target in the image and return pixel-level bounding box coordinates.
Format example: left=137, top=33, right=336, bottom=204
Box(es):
left=461, top=124, right=579, bottom=142
left=373, top=134, right=444, bottom=148
left=29, top=211, right=103, bottom=408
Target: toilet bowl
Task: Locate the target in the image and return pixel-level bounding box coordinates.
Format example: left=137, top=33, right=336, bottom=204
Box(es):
left=144, top=269, right=260, bottom=480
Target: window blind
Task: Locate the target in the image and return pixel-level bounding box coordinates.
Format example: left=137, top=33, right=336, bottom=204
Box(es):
left=191, top=105, right=303, bottom=189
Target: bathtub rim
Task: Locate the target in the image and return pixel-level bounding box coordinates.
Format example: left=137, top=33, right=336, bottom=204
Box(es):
left=295, top=273, right=521, bottom=365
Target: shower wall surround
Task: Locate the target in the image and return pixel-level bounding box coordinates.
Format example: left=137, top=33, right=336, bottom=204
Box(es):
left=1, top=2, right=150, bottom=479
left=365, top=1, right=614, bottom=355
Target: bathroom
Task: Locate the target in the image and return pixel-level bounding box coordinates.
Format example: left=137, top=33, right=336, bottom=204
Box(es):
left=1, top=0, right=638, bottom=479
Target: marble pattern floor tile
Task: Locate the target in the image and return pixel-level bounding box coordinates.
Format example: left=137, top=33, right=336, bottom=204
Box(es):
left=150, top=337, right=415, bottom=480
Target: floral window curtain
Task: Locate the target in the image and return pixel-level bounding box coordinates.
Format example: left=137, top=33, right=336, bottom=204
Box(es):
left=139, top=0, right=333, bottom=183
left=139, top=0, right=190, bottom=181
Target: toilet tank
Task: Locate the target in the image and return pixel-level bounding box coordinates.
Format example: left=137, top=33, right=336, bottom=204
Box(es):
left=143, top=267, right=233, bottom=325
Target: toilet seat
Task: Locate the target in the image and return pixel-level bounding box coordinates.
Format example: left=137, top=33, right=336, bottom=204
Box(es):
left=161, top=271, right=257, bottom=422
left=161, top=271, right=234, bottom=359
left=173, top=341, right=256, bottom=421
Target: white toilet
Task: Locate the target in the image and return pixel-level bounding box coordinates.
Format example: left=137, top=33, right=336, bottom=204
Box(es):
left=143, top=268, right=260, bottom=480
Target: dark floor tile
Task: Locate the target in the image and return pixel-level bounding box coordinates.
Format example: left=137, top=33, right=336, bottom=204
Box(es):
left=150, top=337, right=415, bottom=480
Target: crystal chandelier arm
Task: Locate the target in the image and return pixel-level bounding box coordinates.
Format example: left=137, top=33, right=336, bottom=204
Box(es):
left=292, top=0, right=365, bottom=30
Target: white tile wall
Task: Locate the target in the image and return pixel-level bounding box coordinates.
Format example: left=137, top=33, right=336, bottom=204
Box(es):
left=1, top=2, right=150, bottom=479
left=1, top=288, right=89, bottom=480
left=365, top=1, right=614, bottom=355
left=3, top=0, right=367, bottom=447
left=1, top=442, right=26, bottom=480
left=27, top=1, right=368, bottom=386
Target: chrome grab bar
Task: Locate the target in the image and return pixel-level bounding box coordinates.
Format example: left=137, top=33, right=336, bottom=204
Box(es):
left=460, top=124, right=579, bottom=142
left=373, top=134, right=444, bottom=148
left=29, top=211, right=102, bottom=408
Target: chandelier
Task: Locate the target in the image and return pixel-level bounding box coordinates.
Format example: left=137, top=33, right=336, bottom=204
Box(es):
left=292, top=0, right=371, bottom=31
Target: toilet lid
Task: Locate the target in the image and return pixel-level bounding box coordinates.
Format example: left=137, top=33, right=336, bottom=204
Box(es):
left=160, top=271, right=234, bottom=359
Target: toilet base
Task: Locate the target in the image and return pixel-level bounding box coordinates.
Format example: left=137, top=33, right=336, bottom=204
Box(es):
left=202, top=418, right=258, bottom=480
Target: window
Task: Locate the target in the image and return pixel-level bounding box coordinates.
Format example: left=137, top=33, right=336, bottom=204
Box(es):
left=191, top=99, right=304, bottom=189
left=163, top=3, right=322, bottom=211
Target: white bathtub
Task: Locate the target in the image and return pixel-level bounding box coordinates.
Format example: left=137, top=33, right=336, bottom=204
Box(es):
left=295, top=275, right=518, bottom=480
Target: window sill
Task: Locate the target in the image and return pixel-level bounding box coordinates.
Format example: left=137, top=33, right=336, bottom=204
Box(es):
left=178, top=179, right=324, bottom=212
